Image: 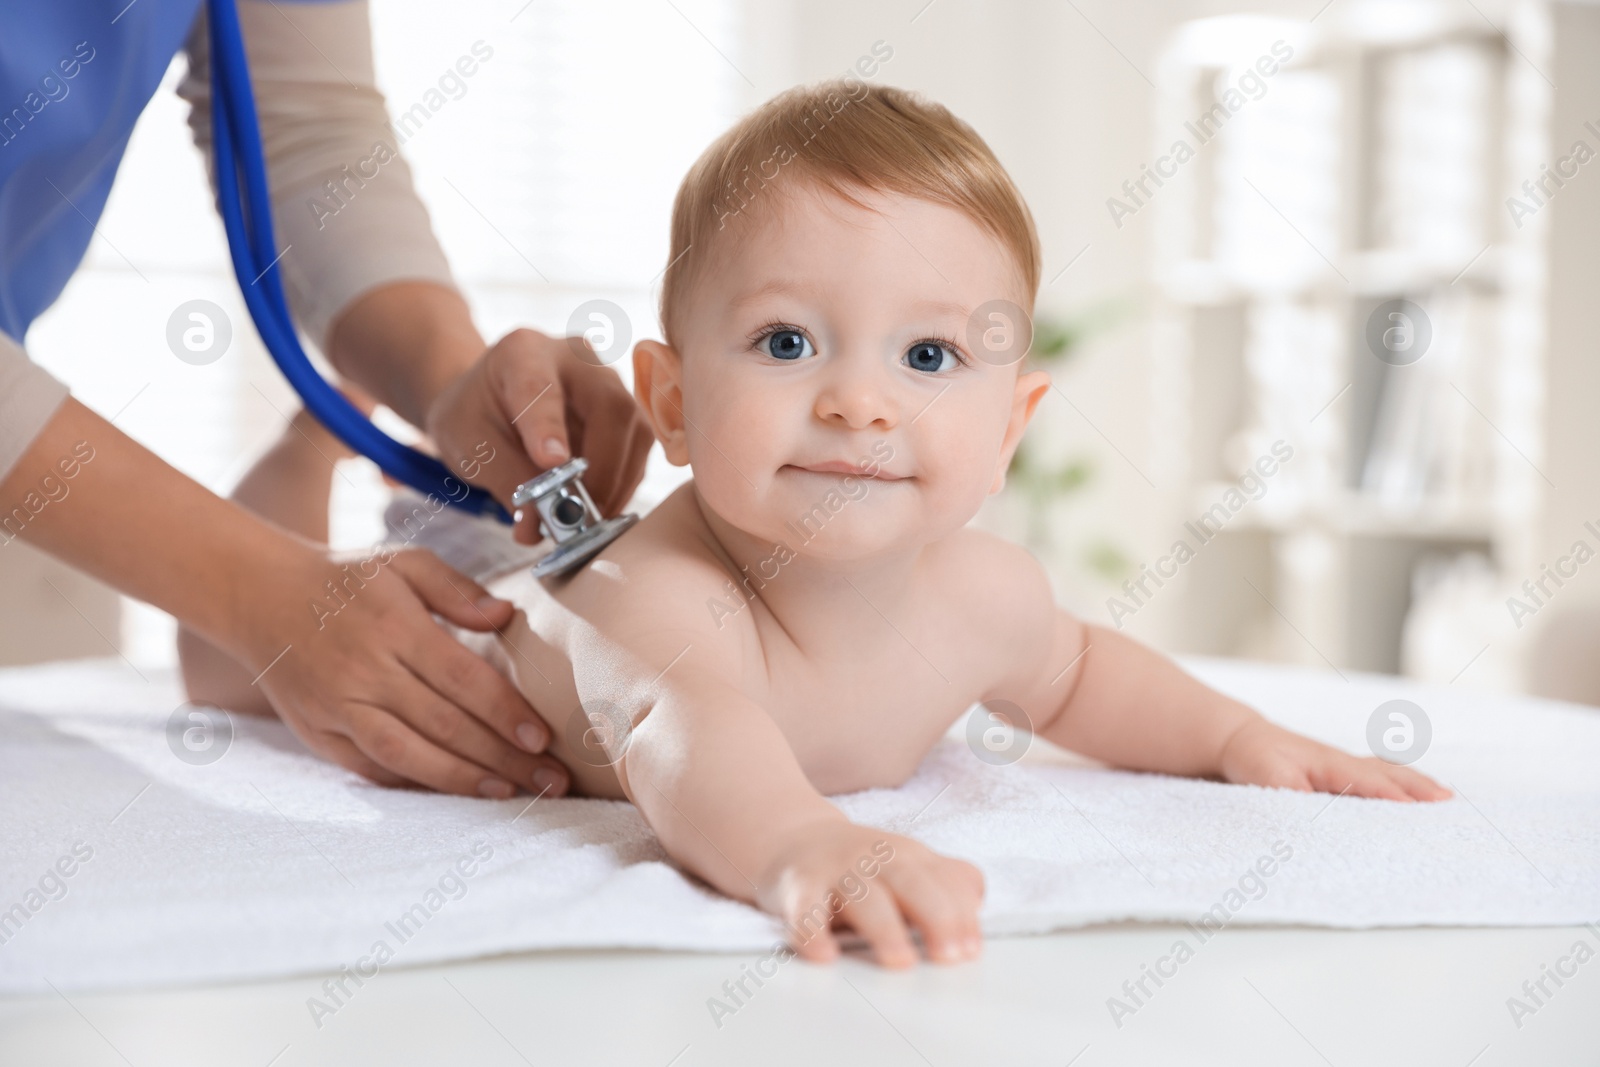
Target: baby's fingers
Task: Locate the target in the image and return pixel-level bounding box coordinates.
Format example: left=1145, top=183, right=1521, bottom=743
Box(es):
left=887, top=863, right=983, bottom=964
left=840, top=886, right=918, bottom=969
left=777, top=886, right=842, bottom=964
left=1383, top=762, right=1453, bottom=801
left=1255, top=759, right=1314, bottom=793
left=1313, top=756, right=1414, bottom=802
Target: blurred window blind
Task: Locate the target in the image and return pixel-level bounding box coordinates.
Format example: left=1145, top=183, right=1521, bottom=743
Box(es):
left=370, top=0, right=742, bottom=297
left=1214, top=68, right=1340, bottom=291
left=1374, top=43, right=1494, bottom=262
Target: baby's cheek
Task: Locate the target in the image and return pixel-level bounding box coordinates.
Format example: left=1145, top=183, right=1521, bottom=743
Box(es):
left=689, top=401, right=763, bottom=472
left=922, top=434, right=1009, bottom=520
left=687, top=432, right=751, bottom=498
left=681, top=409, right=767, bottom=512
left=690, top=374, right=770, bottom=444
left=932, top=467, right=998, bottom=530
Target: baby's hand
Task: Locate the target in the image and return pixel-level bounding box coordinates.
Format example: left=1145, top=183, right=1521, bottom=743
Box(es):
left=1218, top=720, right=1452, bottom=802
left=757, top=820, right=984, bottom=969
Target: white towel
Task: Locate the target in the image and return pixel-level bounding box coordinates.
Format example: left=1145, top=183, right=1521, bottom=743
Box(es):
left=0, top=655, right=1594, bottom=994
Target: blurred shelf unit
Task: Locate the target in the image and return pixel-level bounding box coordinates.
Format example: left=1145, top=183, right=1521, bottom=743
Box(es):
left=1148, top=1, right=1550, bottom=680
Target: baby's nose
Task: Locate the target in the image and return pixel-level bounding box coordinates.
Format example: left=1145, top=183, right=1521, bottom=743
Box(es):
left=813, top=360, right=900, bottom=431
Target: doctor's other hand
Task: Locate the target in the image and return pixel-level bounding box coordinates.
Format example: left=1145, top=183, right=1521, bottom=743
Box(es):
left=243, top=542, right=570, bottom=798
left=425, top=327, right=655, bottom=544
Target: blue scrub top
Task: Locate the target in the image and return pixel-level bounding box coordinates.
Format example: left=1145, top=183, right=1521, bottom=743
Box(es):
left=0, top=0, right=332, bottom=346
left=0, top=0, right=202, bottom=344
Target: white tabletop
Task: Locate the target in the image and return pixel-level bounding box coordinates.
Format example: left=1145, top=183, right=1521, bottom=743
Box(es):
left=3, top=922, right=1595, bottom=1066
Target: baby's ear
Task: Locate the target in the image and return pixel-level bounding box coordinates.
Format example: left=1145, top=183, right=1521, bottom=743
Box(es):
left=990, top=369, right=1050, bottom=494
left=632, top=340, right=691, bottom=467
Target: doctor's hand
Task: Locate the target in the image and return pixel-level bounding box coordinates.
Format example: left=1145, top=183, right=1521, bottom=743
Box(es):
left=425, top=327, right=655, bottom=544
left=8, top=394, right=571, bottom=800
left=243, top=542, right=571, bottom=798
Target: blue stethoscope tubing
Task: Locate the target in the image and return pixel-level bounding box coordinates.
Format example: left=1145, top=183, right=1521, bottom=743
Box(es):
left=205, top=0, right=511, bottom=522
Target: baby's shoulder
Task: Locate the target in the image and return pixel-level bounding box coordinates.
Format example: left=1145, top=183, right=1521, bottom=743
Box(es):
left=930, top=525, right=1051, bottom=594
left=925, top=526, right=1057, bottom=653
left=537, top=484, right=754, bottom=661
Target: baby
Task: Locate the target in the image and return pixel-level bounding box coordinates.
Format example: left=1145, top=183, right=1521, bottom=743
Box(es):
left=474, top=82, right=1451, bottom=969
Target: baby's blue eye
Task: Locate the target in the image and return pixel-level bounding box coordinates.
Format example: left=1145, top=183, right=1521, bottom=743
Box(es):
left=764, top=329, right=814, bottom=361
left=906, top=341, right=958, bottom=374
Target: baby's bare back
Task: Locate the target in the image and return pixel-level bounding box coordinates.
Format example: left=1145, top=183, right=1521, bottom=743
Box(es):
left=482, top=480, right=1047, bottom=799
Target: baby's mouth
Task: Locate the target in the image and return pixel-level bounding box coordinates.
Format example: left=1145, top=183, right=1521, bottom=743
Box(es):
left=782, top=463, right=910, bottom=482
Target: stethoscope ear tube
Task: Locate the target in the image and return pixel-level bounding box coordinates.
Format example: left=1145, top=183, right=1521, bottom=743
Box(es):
left=205, top=0, right=510, bottom=523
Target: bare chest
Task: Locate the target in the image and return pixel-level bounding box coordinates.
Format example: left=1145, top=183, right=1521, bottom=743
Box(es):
left=742, top=609, right=987, bottom=794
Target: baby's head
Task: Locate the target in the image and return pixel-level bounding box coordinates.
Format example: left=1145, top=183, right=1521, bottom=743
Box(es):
left=633, top=81, right=1050, bottom=560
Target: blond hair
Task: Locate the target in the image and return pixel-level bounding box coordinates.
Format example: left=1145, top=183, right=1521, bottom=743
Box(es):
left=659, top=81, right=1041, bottom=347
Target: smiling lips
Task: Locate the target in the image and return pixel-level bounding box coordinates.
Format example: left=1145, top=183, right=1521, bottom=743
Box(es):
left=786, top=461, right=909, bottom=481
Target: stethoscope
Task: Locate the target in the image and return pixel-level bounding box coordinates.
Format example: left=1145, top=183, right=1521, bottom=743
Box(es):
left=205, top=0, right=635, bottom=578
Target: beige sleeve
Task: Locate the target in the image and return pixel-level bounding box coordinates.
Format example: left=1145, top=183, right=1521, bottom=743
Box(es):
left=0, top=333, right=71, bottom=484
left=178, top=0, right=459, bottom=354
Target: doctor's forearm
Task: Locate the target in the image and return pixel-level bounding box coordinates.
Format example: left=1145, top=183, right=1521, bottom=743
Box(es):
left=324, top=281, right=484, bottom=430
left=1, top=397, right=306, bottom=663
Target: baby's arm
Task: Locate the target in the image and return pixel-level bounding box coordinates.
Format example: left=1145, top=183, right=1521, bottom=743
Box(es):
left=563, top=582, right=983, bottom=967
left=989, top=545, right=1450, bottom=801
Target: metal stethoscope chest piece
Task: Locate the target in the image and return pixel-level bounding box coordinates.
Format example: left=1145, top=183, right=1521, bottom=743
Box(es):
left=512, top=458, right=639, bottom=579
